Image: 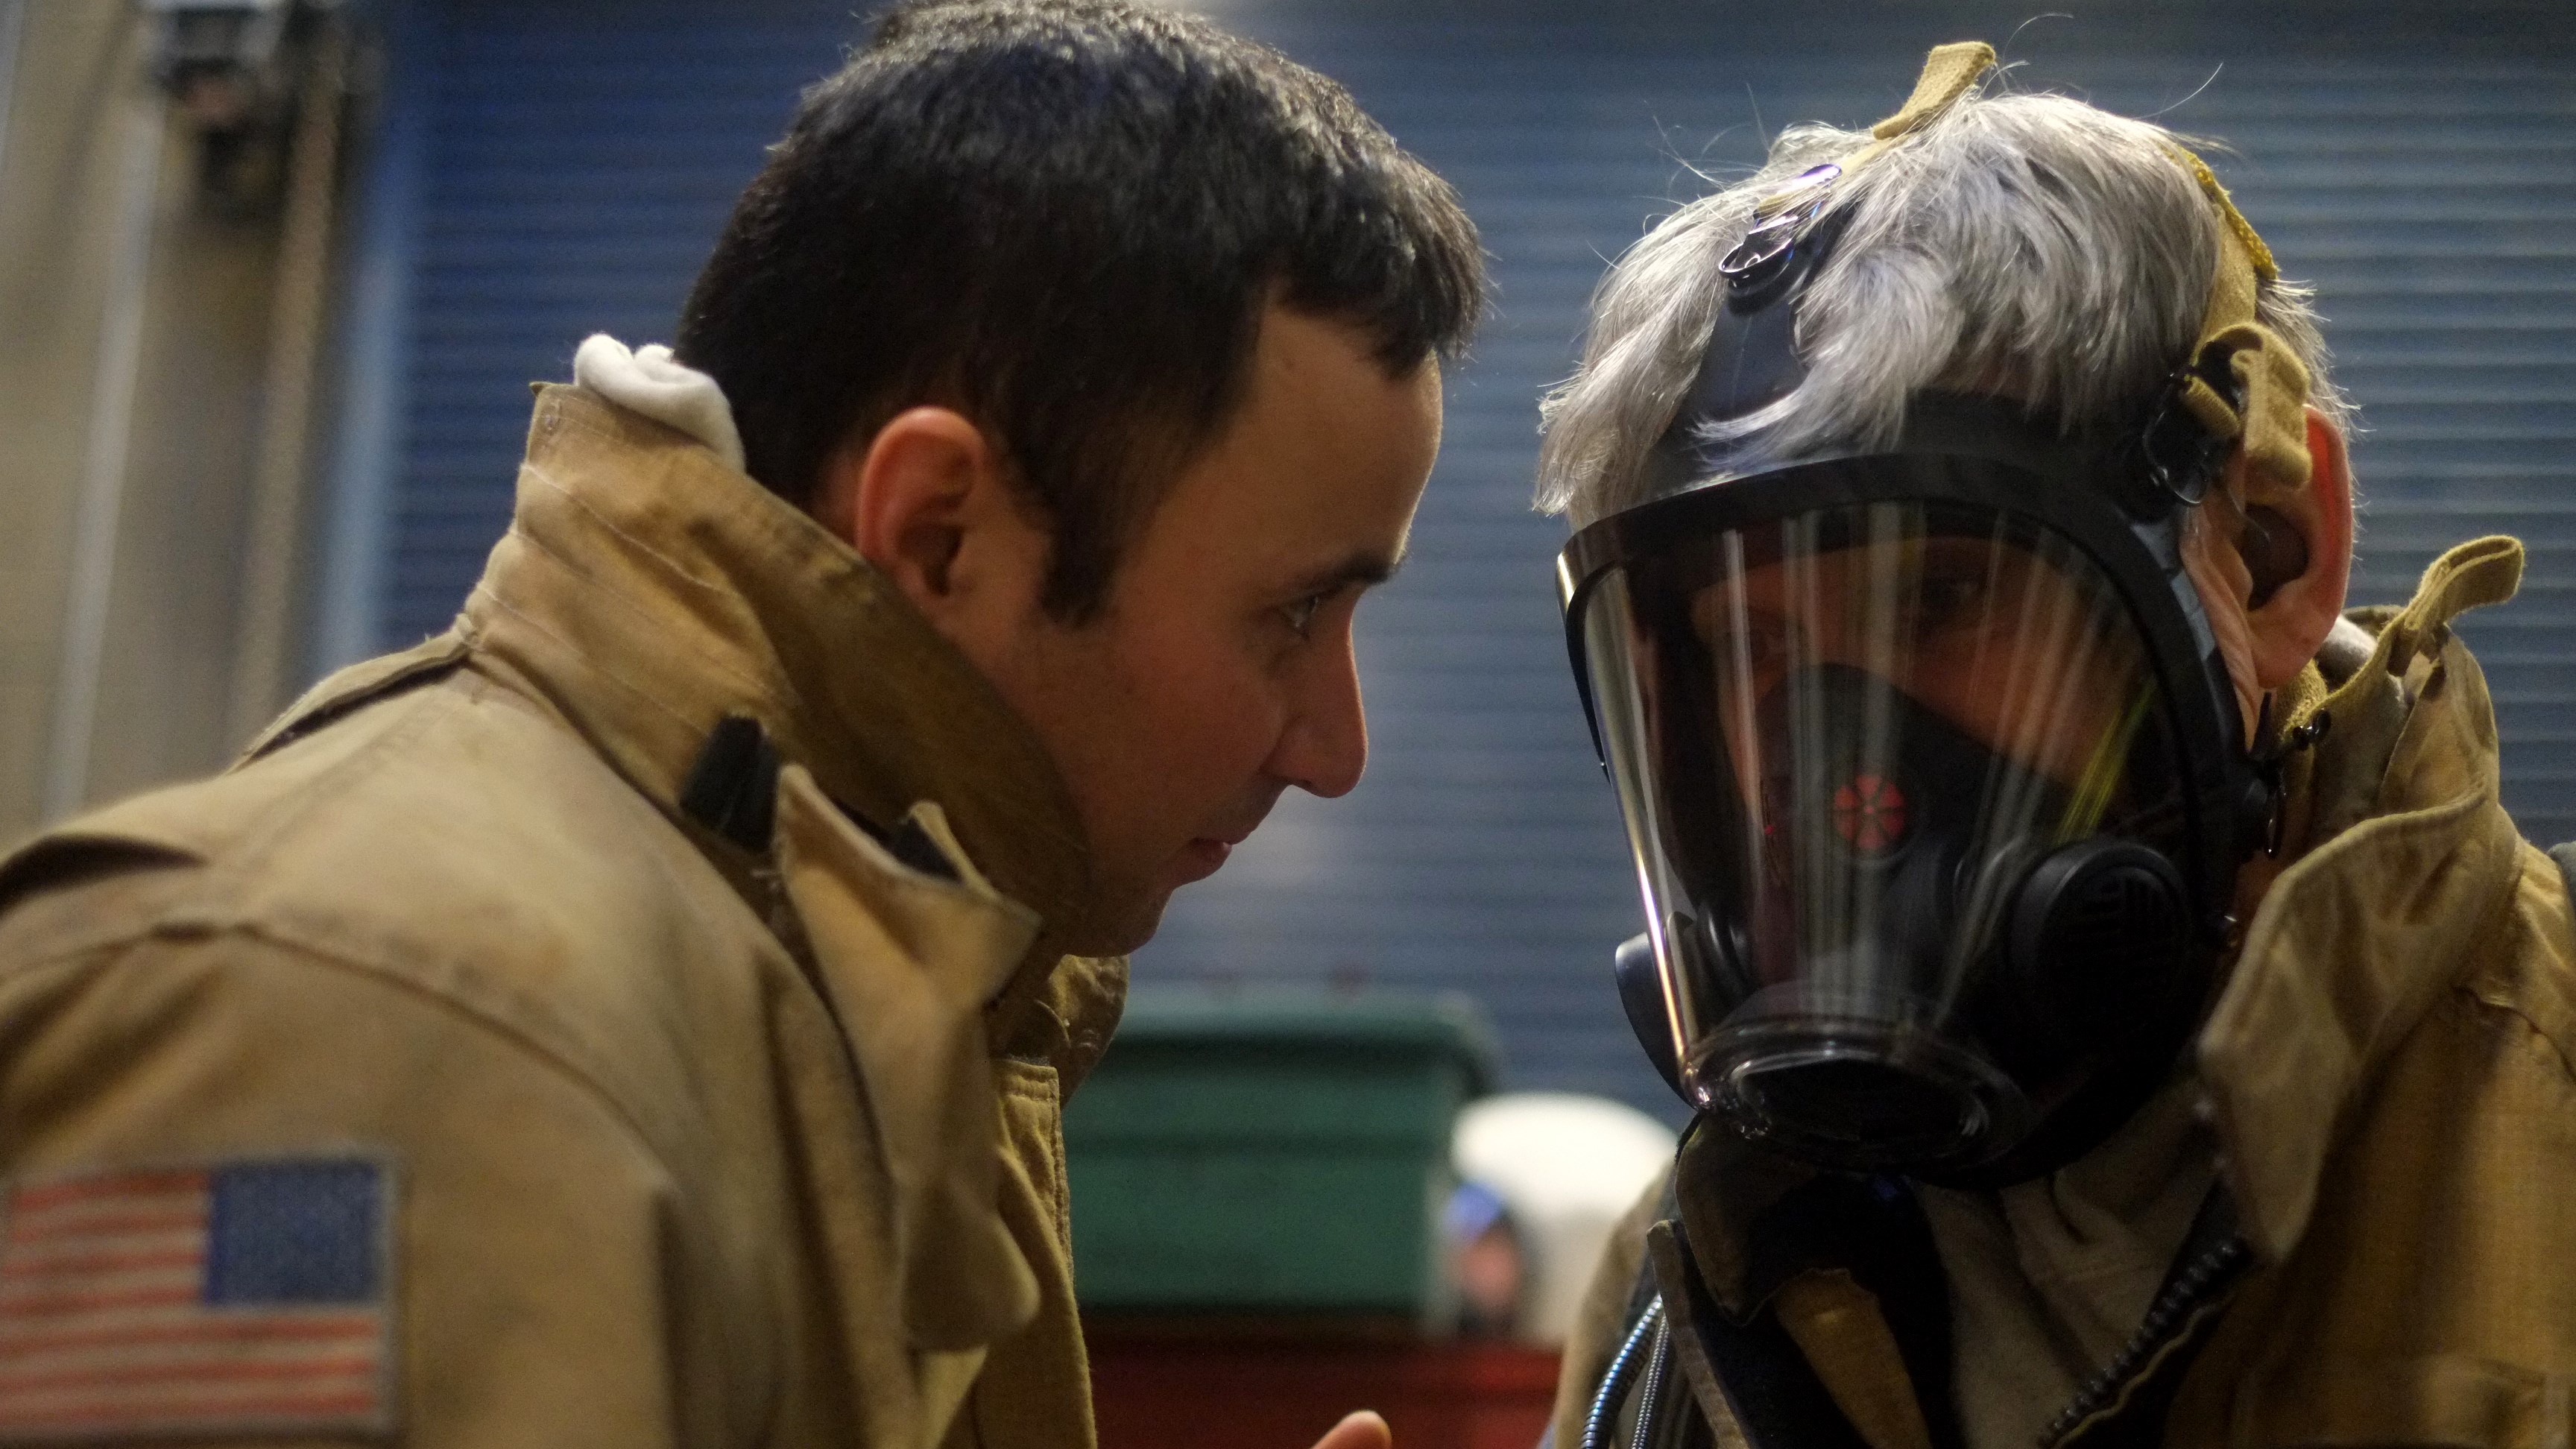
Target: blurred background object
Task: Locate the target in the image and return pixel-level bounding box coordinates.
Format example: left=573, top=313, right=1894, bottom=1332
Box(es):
left=1065, top=988, right=1497, bottom=1330
left=146, top=0, right=309, bottom=212
left=1439, top=1180, right=1521, bottom=1339
left=1, top=0, right=2569, bottom=1194
left=1449, top=1093, right=1676, bottom=1345
left=1071, top=988, right=1571, bottom=1449
left=3, top=0, right=353, bottom=827
left=1063, top=994, right=1679, bottom=1447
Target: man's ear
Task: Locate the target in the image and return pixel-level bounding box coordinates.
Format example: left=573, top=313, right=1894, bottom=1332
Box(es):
left=815, top=406, right=1041, bottom=627
left=2239, top=405, right=2356, bottom=690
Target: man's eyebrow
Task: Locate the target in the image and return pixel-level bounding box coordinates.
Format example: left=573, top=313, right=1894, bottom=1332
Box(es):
left=1289, top=546, right=1407, bottom=596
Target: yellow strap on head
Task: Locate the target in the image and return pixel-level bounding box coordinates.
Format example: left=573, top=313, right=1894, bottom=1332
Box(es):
left=1875, top=42, right=2001, bottom=140
left=2168, top=145, right=2313, bottom=500
left=1804, top=41, right=1997, bottom=192
left=2176, top=150, right=2279, bottom=281
left=1750, top=42, right=2315, bottom=507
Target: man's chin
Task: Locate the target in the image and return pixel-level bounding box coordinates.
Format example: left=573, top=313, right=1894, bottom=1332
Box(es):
left=1067, top=888, right=1175, bottom=958
left=1068, top=847, right=1243, bottom=955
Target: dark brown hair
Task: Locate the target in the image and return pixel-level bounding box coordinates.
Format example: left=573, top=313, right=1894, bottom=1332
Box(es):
left=675, top=0, right=1486, bottom=619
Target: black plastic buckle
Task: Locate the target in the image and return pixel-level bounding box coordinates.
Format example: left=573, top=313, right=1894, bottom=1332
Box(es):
left=2137, top=352, right=2244, bottom=511
left=1718, top=164, right=1843, bottom=295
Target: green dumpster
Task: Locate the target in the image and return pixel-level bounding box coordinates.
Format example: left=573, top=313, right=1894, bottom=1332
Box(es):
left=1063, top=989, right=1497, bottom=1326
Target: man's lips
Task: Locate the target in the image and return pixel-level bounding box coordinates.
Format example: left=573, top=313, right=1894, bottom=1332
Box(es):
left=1175, top=795, right=1278, bottom=886
left=1176, top=838, right=1231, bottom=883
left=1178, top=825, right=1258, bottom=883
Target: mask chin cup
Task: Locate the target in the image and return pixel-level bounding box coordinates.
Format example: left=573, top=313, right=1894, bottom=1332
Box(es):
left=1670, top=833, right=2198, bottom=1177
left=1699, top=992, right=2031, bottom=1174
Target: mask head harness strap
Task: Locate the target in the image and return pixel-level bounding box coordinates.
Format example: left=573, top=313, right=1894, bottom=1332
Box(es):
left=1651, top=41, right=2312, bottom=528
left=2144, top=151, right=2314, bottom=511
left=1642, top=42, right=2001, bottom=496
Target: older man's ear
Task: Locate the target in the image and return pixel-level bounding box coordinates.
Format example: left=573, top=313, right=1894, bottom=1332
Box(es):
left=2235, top=405, right=2357, bottom=692
left=2177, top=403, right=2355, bottom=739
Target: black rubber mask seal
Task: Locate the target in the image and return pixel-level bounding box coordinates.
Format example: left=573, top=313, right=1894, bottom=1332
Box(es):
left=1559, top=404, right=2264, bottom=1181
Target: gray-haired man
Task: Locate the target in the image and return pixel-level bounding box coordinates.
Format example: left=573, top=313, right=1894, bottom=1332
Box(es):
left=1544, top=43, right=2574, bottom=1449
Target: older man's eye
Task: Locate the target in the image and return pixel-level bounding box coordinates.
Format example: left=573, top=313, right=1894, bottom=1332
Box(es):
left=1911, top=570, right=1990, bottom=633
left=1283, top=593, right=1326, bottom=638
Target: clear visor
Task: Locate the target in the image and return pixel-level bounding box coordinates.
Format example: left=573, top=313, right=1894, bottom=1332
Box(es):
left=1578, top=500, right=2188, bottom=1169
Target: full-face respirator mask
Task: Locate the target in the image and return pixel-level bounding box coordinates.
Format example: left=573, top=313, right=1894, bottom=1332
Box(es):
left=1559, top=44, right=2320, bottom=1184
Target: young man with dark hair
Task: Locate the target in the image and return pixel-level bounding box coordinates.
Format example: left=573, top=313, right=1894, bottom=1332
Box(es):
left=0, top=4, right=1483, bottom=1445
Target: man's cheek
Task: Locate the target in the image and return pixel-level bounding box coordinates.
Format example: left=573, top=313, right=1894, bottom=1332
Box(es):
left=2179, top=509, right=2263, bottom=747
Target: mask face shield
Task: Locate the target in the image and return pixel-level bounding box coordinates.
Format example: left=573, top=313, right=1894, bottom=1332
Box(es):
left=1565, top=453, right=2231, bottom=1176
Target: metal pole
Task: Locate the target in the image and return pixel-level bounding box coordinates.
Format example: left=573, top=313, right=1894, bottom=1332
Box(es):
left=227, top=15, right=349, bottom=745
left=310, top=0, right=423, bottom=678
left=42, top=54, right=167, bottom=821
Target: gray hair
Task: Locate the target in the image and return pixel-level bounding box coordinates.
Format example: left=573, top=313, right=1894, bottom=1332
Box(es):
left=1536, top=86, right=2349, bottom=525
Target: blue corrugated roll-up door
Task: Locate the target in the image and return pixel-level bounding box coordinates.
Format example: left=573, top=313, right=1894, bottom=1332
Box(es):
left=373, top=0, right=2574, bottom=1120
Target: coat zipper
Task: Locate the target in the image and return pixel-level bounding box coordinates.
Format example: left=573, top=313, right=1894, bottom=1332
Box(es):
left=2037, top=1235, right=2251, bottom=1449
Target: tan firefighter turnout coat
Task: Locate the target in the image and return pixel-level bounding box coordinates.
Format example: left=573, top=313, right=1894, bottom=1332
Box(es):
left=0, top=386, right=1124, bottom=1449
left=1550, top=537, right=2576, bottom=1449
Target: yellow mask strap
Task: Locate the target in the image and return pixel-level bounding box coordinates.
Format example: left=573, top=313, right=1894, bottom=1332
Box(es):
left=1875, top=41, right=2001, bottom=142
left=1751, top=42, right=1996, bottom=221
left=2168, top=147, right=2313, bottom=499
left=1752, top=43, right=2315, bottom=505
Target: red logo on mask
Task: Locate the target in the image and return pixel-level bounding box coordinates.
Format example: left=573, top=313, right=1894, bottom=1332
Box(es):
left=1833, top=774, right=1907, bottom=852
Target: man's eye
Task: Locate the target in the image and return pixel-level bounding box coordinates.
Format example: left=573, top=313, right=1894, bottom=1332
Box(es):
left=1696, top=606, right=1789, bottom=673
left=1911, top=571, right=1989, bottom=632
left=1282, top=593, right=1327, bottom=638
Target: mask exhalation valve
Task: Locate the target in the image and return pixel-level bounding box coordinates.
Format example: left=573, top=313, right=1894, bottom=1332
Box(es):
left=2007, top=839, right=2193, bottom=1044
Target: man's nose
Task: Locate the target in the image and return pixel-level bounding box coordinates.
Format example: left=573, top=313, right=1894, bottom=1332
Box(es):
left=1269, top=634, right=1369, bottom=799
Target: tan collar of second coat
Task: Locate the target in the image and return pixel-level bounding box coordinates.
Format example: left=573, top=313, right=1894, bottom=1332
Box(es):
left=460, top=385, right=1103, bottom=994
left=2198, top=534, right=2525, bottom=1263
left=1676, top=537, right=2529, bottom=1311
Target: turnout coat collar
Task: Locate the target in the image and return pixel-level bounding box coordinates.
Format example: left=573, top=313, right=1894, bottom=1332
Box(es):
left=2199, top=535, right=2526, bottom=1264
left=452, top=384, right=1105, bottom=997
left=437, top=384, right=1124, bottom=1360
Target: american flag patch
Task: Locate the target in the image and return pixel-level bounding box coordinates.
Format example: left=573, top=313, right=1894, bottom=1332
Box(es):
left=0, top=1158, right=394, bottom=1441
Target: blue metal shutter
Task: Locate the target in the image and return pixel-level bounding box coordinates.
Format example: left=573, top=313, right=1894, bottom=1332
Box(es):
left=381, top=1, right=2575, bottom=1121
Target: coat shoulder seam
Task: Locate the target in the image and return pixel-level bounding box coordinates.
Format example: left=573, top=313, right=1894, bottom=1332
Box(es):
left=6, top=929, right=689, bottom=1183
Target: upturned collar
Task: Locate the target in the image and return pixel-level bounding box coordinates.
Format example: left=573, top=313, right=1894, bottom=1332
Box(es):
left=2198, top=535, right=2526, bottom=1263
left=460, top=385, right=1105, bottom=1005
